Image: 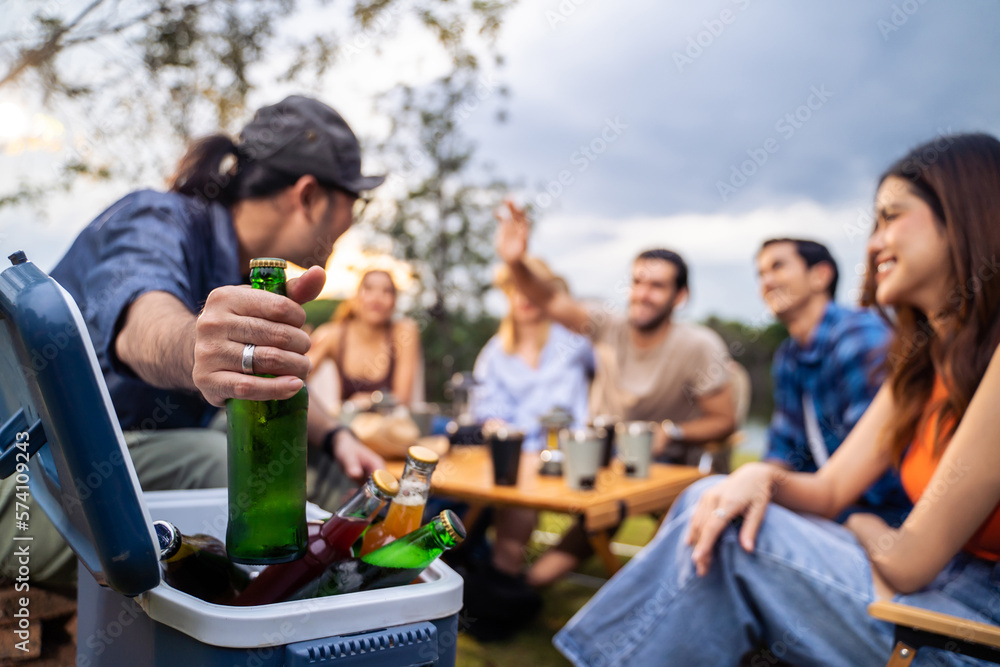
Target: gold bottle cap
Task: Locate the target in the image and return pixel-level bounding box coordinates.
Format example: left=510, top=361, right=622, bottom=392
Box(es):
left=408, top=445, right=439, bottom=465
left=249, top=258, right=287, bottom=269
left=439, top=510, right=466, bottom=543
left=371, top=470, right=400, bottom=497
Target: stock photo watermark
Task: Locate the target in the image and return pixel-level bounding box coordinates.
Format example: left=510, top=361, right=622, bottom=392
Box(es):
left=545, top=0, right=592, bottom=30
left=9, top=430, right=33, bottom=655
left=534, top=116, right=628, bottom=210
left=673, top=0, right=754, bottom=73
left=716, top=84, right=833, bottom=202
left=877, top=0, right=932, bottom=41
left=342, top=4, right=406, bottom=62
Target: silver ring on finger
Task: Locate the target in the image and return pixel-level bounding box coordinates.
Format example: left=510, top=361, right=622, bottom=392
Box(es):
left=241, top=343, right=256, bottom=375
left=712, top=508, right=728, bottom=520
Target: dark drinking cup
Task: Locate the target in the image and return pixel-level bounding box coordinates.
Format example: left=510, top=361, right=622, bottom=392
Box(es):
left=489, top=428, right=524, bottom=486
left=591, top=415, right=618, bottom=468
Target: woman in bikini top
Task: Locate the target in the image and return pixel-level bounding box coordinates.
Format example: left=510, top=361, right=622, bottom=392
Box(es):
left=308, top=269, right=421, bottom=408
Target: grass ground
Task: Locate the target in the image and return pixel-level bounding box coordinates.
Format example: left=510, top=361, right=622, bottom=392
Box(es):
left=454, top=513, right=661, bottom=666
left=454, top=448, right=762, bottom=666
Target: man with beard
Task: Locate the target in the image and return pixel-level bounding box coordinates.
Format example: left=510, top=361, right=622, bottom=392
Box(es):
left=494, top=202, right=737, bottom=586
left=0, top=96, right=384, bottom=588
left=757, top=238, right=910, bottom=526
left=495, top=202, right=736, bottom=467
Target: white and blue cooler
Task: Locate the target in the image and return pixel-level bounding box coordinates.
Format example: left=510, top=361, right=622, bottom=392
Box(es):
left=0, top=252, right=463, bottom=666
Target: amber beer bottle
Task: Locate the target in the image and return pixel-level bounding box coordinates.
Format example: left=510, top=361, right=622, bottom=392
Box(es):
left=226, top=258, right=309, bottom=564
left=234, top=470, right=400, bottom=606
left=154, top=521, right=250, bottom=605
left=360, top=446, right=439, bottom=555
left=290, top=510, right=466, bottom=600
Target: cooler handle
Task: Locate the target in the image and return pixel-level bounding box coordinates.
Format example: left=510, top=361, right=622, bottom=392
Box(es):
left=284, top=620, right=439, bottom=666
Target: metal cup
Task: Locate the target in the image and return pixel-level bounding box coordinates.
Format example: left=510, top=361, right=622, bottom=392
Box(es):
left=615, top=421, right=654, bottom=478
left=562, top=428, right=603, bottom=491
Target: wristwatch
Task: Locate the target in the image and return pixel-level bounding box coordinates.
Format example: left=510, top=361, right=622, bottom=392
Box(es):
left=323, top=425, right=356, bottom=458
left=660, top=419, right=685, bottom=442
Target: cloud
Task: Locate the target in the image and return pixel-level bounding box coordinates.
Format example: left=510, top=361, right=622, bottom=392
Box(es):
left=472, top=1, right=1000, bottom=218
left=5, top=0, right=1000, bottom=324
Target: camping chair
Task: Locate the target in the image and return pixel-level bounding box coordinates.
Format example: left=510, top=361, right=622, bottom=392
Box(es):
left=869, top=601, right=1000, bottom=665
left=697, top=360, right=753, bottom=474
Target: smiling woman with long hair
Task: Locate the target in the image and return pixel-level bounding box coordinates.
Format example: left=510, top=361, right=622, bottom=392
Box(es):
left=554, top=133, right=1000, bottom=667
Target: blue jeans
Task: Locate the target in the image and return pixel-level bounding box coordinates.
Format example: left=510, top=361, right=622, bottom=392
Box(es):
left=554, top=477, right=1000, bottom=666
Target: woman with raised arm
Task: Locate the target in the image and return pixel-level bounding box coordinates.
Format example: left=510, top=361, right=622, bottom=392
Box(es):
left=459, top=257, right=594, bottom=640
left=555, top=133, right=1000, bottom=667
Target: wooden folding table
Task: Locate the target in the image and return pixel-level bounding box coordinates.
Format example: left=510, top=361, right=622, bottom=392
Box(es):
left=388, top=445, right=705, bottom=575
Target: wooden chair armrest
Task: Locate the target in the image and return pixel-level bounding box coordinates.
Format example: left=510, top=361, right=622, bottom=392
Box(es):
left=701, top=431, right=745, bottom=453
left=868, top=600, right=1000, bottom=650
left=726, top=431, right=745, bottom=447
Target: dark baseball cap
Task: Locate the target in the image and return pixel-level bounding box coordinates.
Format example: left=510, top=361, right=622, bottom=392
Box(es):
left=238, top=95, right=385, bottom=195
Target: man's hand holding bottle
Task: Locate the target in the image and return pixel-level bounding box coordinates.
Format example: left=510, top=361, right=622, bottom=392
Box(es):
left=193, top=265, right=327, bottom=407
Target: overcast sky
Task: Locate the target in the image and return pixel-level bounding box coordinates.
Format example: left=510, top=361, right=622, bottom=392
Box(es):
left=2, top=0, right=999, bottom=323
left=464, top=0, right=1000, bottom=322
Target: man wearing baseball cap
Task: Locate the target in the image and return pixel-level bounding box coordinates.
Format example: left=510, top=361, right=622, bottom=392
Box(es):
left=0, top=96, right=385, bottom=587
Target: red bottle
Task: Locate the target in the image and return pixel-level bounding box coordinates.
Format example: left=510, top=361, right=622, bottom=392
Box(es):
left=235, top=470, right=399, bottom=606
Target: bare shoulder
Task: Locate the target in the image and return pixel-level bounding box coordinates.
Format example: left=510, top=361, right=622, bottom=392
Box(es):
left=312, top=321, right=346, bottom=357
left=393, top=318, right=422, bottom=346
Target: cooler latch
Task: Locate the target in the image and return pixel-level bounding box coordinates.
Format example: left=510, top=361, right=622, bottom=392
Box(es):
left=0, top=408, right=47, bottom=478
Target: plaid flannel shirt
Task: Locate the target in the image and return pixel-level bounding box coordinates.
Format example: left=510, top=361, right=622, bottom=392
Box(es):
left=765, top=302, right=912, bottom=526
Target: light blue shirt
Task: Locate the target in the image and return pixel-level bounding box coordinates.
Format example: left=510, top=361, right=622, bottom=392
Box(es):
left=471, top=323, right=594, bottom=452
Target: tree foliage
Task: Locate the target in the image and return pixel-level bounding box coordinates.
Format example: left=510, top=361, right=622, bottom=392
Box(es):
left=703, top=315, right=788, bottom=421
left=369, top=69, right=512, bottom=398
left=374, top=72, right=509, bottom=318
left=1, top=0, right=515, bottom=400
left=0, top=0, right=513, bottom=205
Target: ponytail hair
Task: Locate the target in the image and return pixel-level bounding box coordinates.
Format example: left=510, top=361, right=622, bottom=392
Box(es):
left=170, top=134, right=306, bottom=208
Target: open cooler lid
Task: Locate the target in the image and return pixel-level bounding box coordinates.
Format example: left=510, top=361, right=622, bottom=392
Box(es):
left=0, top=252, right=161, bottom=596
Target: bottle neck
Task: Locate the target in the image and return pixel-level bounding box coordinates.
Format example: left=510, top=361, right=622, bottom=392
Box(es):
left=246, top=265, right=288, bottom=380
left=397, top=460, right=436, bottom=504
left=250, top=266, right=287, bottom=295
left=330, top=479, right=390, bottom=524
left=164, top=541, right=199, bottom=563
left=422, top=523, right=456, bottom=551
left=363, top=516, right=457, bottom=566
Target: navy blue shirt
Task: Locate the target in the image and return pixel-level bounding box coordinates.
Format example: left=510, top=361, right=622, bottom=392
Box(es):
left=765, top=302, right=912, bottom=526
left=51, top=190, right=241, bottom=431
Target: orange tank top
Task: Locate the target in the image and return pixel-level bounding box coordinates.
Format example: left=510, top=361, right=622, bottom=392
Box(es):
left=900, top=375, right=1000, bottom=561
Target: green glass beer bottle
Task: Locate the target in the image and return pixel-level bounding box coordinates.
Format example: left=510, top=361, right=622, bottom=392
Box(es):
left=226, top=258, right=309, bottom=564
left=289, top=510, right=466, bottom=600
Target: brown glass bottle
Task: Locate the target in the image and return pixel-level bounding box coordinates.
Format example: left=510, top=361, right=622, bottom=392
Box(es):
left=154, top=521, right=250, bottom=605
